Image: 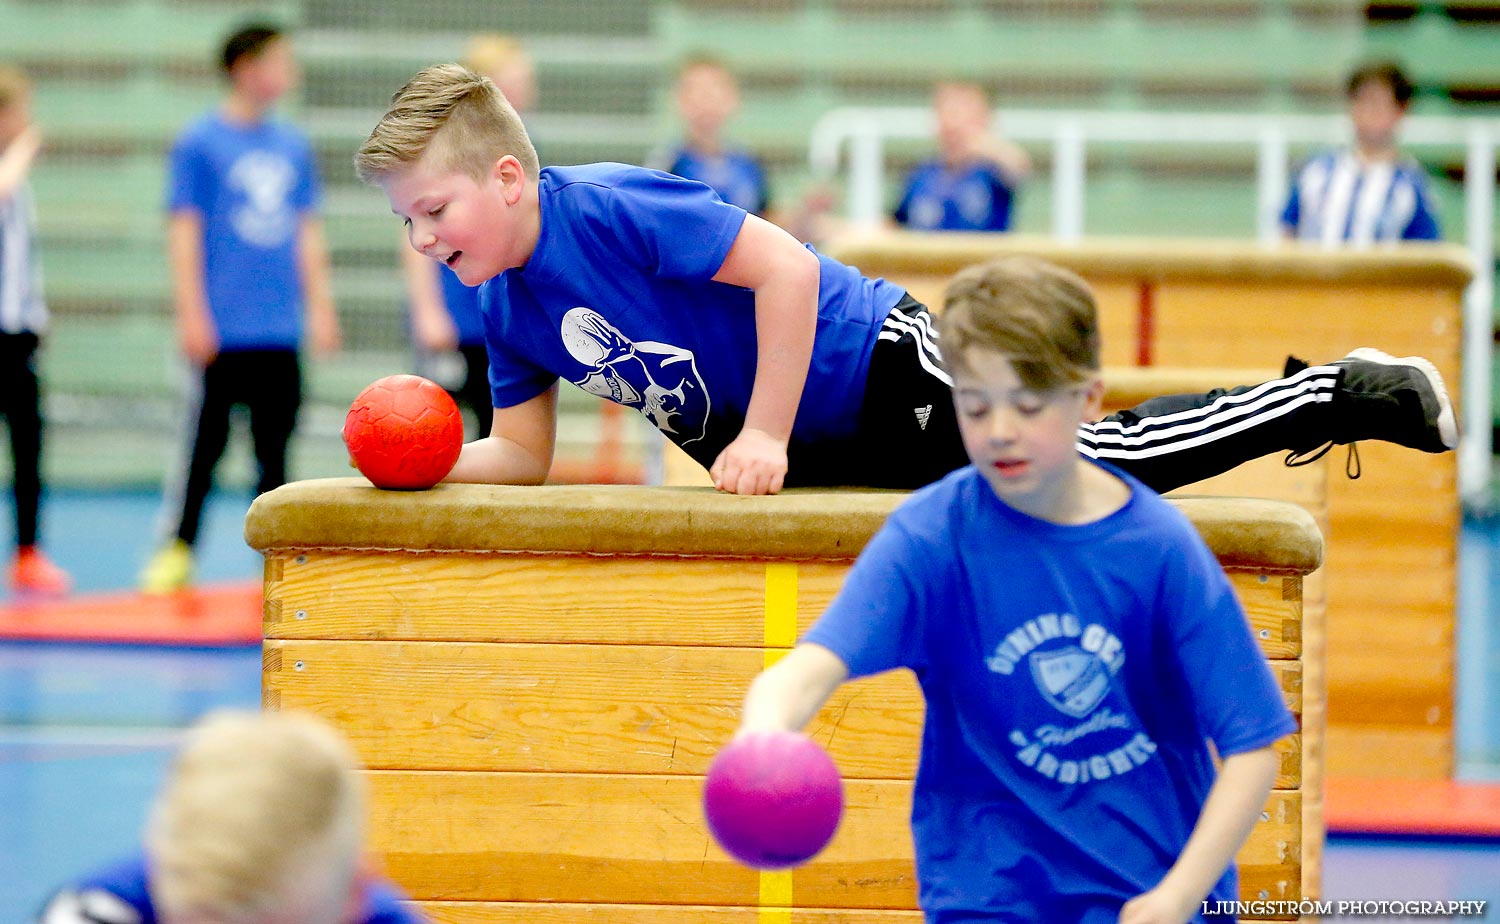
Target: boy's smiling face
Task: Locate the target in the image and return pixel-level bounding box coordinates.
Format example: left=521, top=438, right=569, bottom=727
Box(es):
left=380, top=147, right=534, bottom=286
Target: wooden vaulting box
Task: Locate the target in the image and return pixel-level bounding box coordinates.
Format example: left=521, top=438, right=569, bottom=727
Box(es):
left=248, top=480, right=1323, bottom=923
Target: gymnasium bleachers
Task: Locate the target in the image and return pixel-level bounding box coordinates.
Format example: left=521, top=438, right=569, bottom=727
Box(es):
left=6, top=0, right=1498, bottom=486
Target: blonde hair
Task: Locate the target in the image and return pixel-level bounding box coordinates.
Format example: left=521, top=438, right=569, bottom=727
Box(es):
left=355, top=63, right=539, bottom=185
left=145, top=710, right=365, bottom=924
left=677, top=52, right=733, bottom=80
left=463, top=33, right=529, bottom=77
left=0, top=64, right=31, bottom=110
left=939, top=255, right=1100, bottom=391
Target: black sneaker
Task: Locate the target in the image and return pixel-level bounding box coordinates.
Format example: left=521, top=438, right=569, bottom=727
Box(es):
left=1330, top=347, right=1459, bottom=453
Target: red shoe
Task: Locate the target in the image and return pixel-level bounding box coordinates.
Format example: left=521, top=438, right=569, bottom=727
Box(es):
left=11, top=546, right=72, bottom=596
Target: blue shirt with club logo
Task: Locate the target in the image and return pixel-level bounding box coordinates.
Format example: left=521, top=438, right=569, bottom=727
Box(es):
left=165, top=111, right=321, bottom=351
left=802, top=462, right=1296, bottom=923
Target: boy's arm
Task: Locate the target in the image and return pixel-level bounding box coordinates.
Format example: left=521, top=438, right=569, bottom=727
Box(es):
left=0, top=126, right=41, bottom=200
left=444, top=382, right=558, bottom=485
left=1118, top=745, right=1282, bottom=924
left=709, top=213, right=821, bottom=496
left=400, top=236, right=459, bottom=352
left=298, top=215, right=341, bottom=355
left=166, top=211, right=218, bottom=365
left=970, top=132, right=1032, bottom=184
left=737, top=643, right=850, bottom=736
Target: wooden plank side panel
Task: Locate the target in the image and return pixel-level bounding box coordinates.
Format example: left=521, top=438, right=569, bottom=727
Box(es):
left=1323, top=609, right=1451, bottom=654
left=417, top=905, right=925, bottom=924
left=1150, top=283, right=1460, bottom=371
left=368, top=771, right=918, bottom=907
left=264, top=554, right=850, bottom=645
left=1324, top=652, right=1452, bottom=728
left=1322, top=581, right=1454, bottom=623
left=265, top=640, right=924, bottom=778
left=265, top=553, right=1303, bottom=659
left=266, top=640, right=1302, bottom=785
left=1324, top=726, right=1451, bottom=780
left=368, top=771, right=1299, bottom=908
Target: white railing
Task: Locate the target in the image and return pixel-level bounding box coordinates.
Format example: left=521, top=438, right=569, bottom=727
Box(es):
left=810, top=107, right=1500, bottom=502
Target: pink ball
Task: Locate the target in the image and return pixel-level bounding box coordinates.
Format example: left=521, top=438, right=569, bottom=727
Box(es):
left=703, top=730, right=844, bottom=870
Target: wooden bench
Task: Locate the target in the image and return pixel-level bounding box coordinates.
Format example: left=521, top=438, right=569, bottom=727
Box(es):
left=248, top=480, right=1323, bottom=922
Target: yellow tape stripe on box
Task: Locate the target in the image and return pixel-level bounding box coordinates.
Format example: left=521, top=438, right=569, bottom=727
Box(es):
left=760, top=871, right=794, bottom=924
left=764, top=562, right=798, bottom=667
left=761, top=562, right=799, bottom=919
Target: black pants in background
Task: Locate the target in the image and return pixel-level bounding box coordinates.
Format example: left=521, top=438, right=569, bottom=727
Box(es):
left=170, top=349, right=301, bottom=546
left=0, top=333, right=43, bottom=548
left=454, top=343, right=493, bottom=438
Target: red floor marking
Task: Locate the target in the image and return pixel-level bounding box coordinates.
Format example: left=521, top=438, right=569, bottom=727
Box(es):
left=0, top=581, right=262, bottom=646
left=1327, top=777, right=1500, bottom=837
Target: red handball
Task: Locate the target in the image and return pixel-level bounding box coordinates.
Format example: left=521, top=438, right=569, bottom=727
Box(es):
left=343, top=375, right=464, bottom=490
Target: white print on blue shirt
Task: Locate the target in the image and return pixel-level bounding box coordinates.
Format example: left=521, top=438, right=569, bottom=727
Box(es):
left=956, top=179, right=996, bottom=226
left=560, top=306, right=710, bottom=444
left=228, top=150, right=298, bottom=248
left=989, top=612, right=1161, bottom=786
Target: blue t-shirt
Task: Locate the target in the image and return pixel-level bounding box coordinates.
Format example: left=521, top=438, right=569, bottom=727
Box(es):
left=1280, top=148, right=1440, bottom=244
left=802, top=464, right=1297, bottom=924
left=166, top=111, right=322, bottom=351
left=438, top=264, right=486, bottom=347
left=480, top=163, right=904, bottom=458
left=35, top=852, right=420, bottom=923
left=662, top=144, right=770, bottom=214
left=895, top=159, right=1015, bottom=232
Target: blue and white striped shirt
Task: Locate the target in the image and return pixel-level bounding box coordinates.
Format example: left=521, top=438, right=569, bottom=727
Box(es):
left=0, top=180, right=48, bottom=334
left=1281, top=148, right=1441, bottom=245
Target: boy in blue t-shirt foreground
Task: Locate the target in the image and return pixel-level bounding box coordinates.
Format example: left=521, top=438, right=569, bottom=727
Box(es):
left=732, top=255, right=1295, bottom=924
left=354, top=64, right=1455, bottom=497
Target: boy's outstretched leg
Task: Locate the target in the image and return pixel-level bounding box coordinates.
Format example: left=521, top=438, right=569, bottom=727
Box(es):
left=1078, top=348, right=1458, bottom=495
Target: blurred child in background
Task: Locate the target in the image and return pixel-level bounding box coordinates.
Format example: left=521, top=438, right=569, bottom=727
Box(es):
left=895, top=80, right=1031, bottom=232
left=35, top=709, right=421, bottom=924
left=401, top=33, right=536, bottom=440
left=140, top=23, right=340, bottom=594
left=0, top=64, right=70, bottom=596
left=654, top=55, right=770, bottom=216
left=1281, top=61, right=1441, bottom=244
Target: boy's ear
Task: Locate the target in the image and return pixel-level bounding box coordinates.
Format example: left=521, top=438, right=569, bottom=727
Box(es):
left=492, top=154, right=527, bottom=203
left=1081, top=376, right=1105, bottom=420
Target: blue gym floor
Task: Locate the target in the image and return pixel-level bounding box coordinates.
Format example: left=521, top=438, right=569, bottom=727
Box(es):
left=2, top=491, right=1499, bottom=921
